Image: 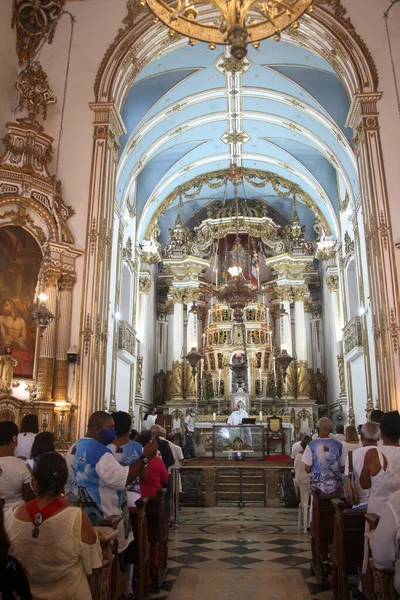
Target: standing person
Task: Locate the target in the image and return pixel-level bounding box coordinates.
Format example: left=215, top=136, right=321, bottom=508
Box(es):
left=341, top=425, right=362, bottom=466
left=14, top=414, right=38, bottom=460
left=294, top=435, right=311, bottom=507
left=333, top=424, right=345, bottom=442
left=360, top=410, right=400, bottom=516
left=184, top=411, right=197, bottom=459
left=227, top=402, right=249, bottom=426
left=0, top=499, right=32, bottom=600
left=344, top=422, right=380, bottom=508
left=65, top=411, right=157, bottom=555
left=0, top=422, right=33, bottom=512
left=5, top=452, right=102, bottom=600
left=26, top=432, right=55, bottom=471
left=291, top=433, right=304, bottom=460
left=369, top=489, right=400, bottom=593
left=108, top=411, right=147, bottom=507
left=302, top=417, right=343, bottom=495
left=143, top=407, right=157, bottom=431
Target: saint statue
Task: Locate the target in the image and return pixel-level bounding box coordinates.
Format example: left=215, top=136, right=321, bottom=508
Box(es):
left=315, top=368, right=327, bottom=404
left=154, top=369, right=167, bottom=404
left=0, top=343, right=18, bottom=394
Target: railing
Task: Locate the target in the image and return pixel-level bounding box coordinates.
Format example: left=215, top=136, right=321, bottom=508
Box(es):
left=117, top=320, right=136, bottom=363
left=343, top=316, right=363, bottom=358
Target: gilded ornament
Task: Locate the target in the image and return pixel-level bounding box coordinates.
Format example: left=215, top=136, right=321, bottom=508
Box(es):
left=15, top=62, right=56, bottom=126
left=339, top=190, right=349, bottom=212
left=343, top=316, right=363, bottom=355
left=0, top=205, right=46, bottom=245
left=325, top=273, right=339, bottom=293
left=277, top=285, right=293, bottom=302
left=136, top=356, right=143, bottom=394
left=170, top=287, right=186, bottom=304
left=123, top=236, right=135, bottom=270
left=337, top=353, right=346, bottom=394
left=139, top=275, right=151, bottom=294
left=344, top=231, right=354, bottom=255
left=170, top=360, right=183, bottom=397
left=185, top=362, right=196, bottom=397
left=12, top=0, right=65, bottom=65
left=83, top=313, right=93, bottom=356
left=164, top=214, right=193, bottom=257
left=292, top=285, right=308, bottom=302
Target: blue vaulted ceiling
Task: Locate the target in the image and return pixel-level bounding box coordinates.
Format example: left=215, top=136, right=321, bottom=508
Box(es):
left=116, top=36, right=359, bottom=244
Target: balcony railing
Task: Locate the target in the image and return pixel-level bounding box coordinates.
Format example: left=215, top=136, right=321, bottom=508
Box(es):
left=343, top=316, right=363, bottom=359
left=118, top=320, right=136, bottom=364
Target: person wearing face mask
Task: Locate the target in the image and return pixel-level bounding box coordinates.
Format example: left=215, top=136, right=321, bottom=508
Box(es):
left=184, top=411, right=197, bottom=459
left=0, top=421, right=34, bottom=513
left=65, top=411, right=157, bottom=558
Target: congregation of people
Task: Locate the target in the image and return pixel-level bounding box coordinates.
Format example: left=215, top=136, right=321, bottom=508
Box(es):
left=293, top=409, right=400, bottom=594
left=0, top=409, right=185, bottom=600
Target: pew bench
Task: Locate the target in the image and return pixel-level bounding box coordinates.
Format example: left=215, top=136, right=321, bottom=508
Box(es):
left=330, top=498, right=366, bottom=600
left=146, top=489, right=168, bottom=593
left=310, top=489, right=345, bottom=583
left=128, top=498, right=150, bottom=600
left=362, top=513, right=400, bottom=600
left=91, top=526, right=119, bottom=600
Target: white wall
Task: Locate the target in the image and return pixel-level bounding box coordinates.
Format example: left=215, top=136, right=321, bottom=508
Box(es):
left=351, top=356, right=368, bottom=426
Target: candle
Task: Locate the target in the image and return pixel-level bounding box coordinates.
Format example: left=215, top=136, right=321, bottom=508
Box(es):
left=259, top=411, right=262, bottom=421
left=273, top=357, right=276, bottom=380
left=257, top=265, right=260, bottom=287
left=259, top=368, right=262, bottom=387
left=281, top=343, right=287, bottom=351
left=208, top=309, right=210, bottom=327
left=200, top=358, right=204, bottom=379
left=213, top=412, right=216, bottom=422
left=218, top=369, right=221, bottom=394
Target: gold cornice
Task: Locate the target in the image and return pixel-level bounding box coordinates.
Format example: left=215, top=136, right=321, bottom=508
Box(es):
left=325, top=273, right=339, bottom=292
left=145, top=167, right=331, bottom=240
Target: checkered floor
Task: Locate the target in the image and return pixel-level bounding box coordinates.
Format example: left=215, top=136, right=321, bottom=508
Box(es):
left=149, top=506, right=333, bottom=600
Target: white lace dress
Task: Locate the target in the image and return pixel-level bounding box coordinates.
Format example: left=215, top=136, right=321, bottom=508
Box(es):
left=5, top=506, right=103, bottom=600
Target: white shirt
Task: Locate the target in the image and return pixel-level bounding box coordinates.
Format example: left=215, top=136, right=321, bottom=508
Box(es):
left=294, top=453, right=310, bottom=487
left=291, top=441, right=303, bottom=460
left=14, top=432, right=36, bottom=459
left=333, top=433, right=345, bottom=442
left=185, top=415, right=195, bottom=433
left=161, top=438, right=184, bottom=472
left=344, top=445, right=376, bottom=508
left=341, top=440, right=362, bottom=465
left=227, top=409, right=249, bottom=426
left=312, top=433, right=334, bottom=440
left=370, top=489, right=400, bottom=593
left=0, top=456, right=31, bottom=512
left=143, top=414, right=157, bottom=430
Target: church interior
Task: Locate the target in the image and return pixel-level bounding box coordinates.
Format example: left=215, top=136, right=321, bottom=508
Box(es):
left=0, top=0, right=400, bottom=598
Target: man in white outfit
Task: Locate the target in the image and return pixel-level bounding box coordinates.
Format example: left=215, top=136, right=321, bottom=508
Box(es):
left=344, top=422, right=379, bottom=508
left=227, top=402, right=249, bottom=426
left=291, top=433, right=304, bottom=459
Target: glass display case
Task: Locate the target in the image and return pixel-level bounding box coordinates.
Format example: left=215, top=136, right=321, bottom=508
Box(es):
left=212, top=424, right=265, bottom=460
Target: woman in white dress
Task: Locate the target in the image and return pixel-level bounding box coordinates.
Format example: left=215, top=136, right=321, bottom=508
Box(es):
left=5, top=452, right=102, bottom=600
left=341, top=425, right=362, bottom=465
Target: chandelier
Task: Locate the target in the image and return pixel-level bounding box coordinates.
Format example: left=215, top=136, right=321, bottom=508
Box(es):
left=144, top=0, right=314, bottom=59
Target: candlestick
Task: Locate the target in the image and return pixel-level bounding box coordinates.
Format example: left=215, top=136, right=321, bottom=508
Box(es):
left=218, top=369, right=221, bottom=395
left=257, top=265, right=260, bottom=286
left=259, top=411, right=262, bottom=422
left=207, top=309, right=210, bottom=327
left=259, top=368, right=262, bottom=389
left=273, top=356, right=276, bottom=380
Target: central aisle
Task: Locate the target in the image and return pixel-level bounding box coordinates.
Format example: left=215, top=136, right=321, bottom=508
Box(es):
left=150, top=507, right=330, bottom=600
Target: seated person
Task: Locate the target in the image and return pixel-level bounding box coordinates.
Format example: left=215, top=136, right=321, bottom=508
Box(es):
left=302, top=418, right=343, bottom=495
left=344, top=422, right=379, bottom=509
left=107, top=411, right=147, bottom=507
left=26, top=432, right=55, bottom=472
left=0, top=421, right=33, bottom=512
left=14, top=414, right=38, bottom=460
left=5, top=452, right=102, bottom=600
left=360, top=410, right=400, bottom=516
left=0, top=498, right=32, bottom=600
left=369, top=489, right=400, bottom=593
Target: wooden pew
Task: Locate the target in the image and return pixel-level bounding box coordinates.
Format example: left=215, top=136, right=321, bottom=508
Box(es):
left=330, top=498, right=366, bottom=600
left=362, top=513, right=400, bottom=600
left=91, top=526, right=119, bottom=600
left=128, top=498, right=150, bottom=600
left=310, top=489, right=345, bottom=583
left=146, top=489, right=168, bottom=593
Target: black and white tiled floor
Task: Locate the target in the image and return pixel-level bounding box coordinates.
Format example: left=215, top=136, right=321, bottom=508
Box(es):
left=150, top=506, right=333, bottom=600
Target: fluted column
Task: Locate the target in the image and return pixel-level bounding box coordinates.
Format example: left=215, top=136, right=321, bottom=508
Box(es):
left=304, top=300, right=313, bottom=370
left=37, top=268, right=60, bottom=400
left=277, top=285, right=293, bottom=355
left=165, top=300, right=174, bottom=371
left=325, top=273, right=342, bottom=343
left=169, top=288, right=186, bottom=402
left=185, top=289, right=197, bottom=351
left=53, top=273, right=76, bottom=401
left=293, top=285, right=308, bottom=361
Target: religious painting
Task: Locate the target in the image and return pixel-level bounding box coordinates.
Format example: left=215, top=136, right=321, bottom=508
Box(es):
left=217, top=234, right=259, bottom=285
left=0, top=226, right=42, bottom=378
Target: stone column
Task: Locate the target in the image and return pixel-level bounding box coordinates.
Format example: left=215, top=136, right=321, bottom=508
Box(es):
left=277, top=285, right=293, bottom=355
left=185, top=289, right=197, bottom=351
left=37, top=267, right=60, bottom=400
left=53, top=273, right=76, bottom=401
left=166, top=301, right=174, bottom=371
left=325, top=273, right=342, bottom=343
left=78, top=103, right=125, bottom=435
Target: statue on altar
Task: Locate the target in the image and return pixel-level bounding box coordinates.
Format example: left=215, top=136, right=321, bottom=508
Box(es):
left=315, top=368, right=327, bottom=404
left=0, top=343, right=17, bottom=395
left=154, top=369, right=167, bottom=404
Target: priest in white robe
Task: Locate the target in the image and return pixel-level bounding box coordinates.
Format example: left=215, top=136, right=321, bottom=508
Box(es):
left=227, top=403, right=249, bottom=426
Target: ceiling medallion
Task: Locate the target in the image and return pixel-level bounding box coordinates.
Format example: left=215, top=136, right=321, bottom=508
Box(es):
left=142, top=0, right=314, bottom=59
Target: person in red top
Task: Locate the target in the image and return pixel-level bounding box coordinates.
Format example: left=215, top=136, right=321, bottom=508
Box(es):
left=136, top=431, right=169, bottom=496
